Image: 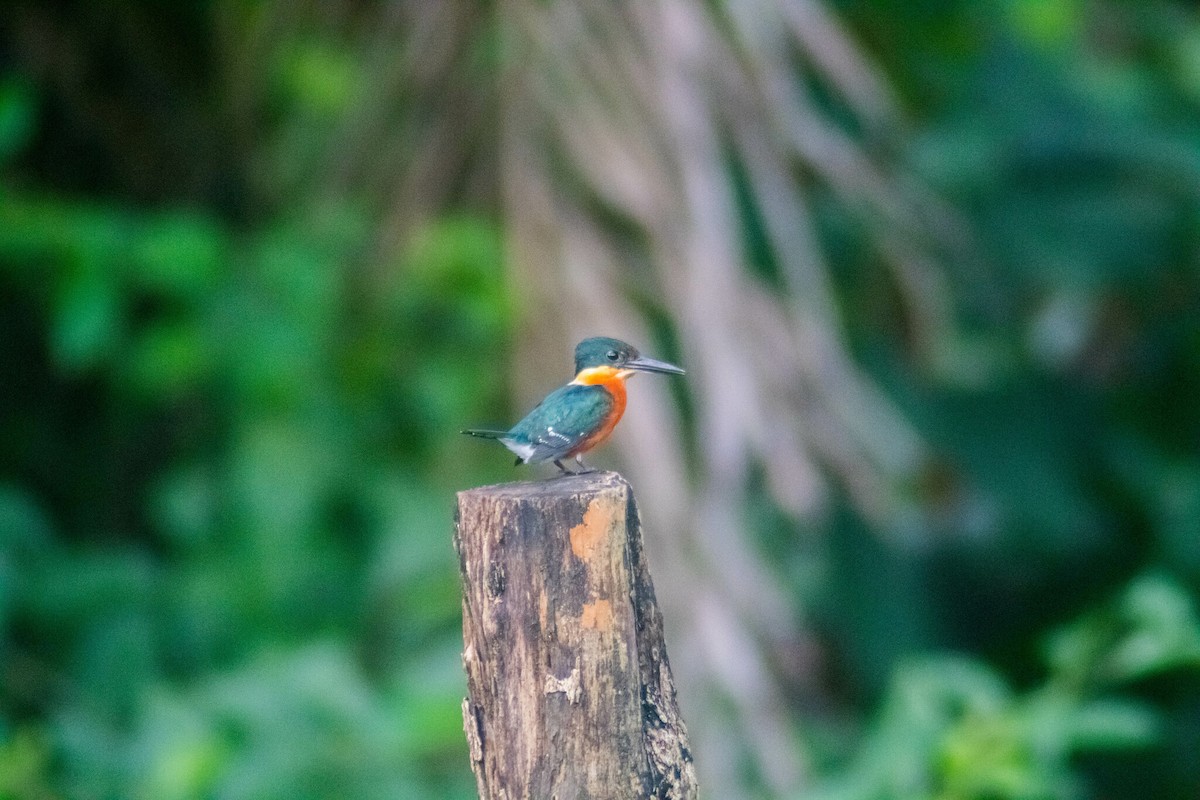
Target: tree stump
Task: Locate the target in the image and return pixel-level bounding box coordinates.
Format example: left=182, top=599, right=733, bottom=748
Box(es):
left=455, top=471, right=696, bottom=800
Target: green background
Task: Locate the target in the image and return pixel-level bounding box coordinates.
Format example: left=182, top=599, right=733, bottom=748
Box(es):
left=2, top=1, right=1199, bottom=798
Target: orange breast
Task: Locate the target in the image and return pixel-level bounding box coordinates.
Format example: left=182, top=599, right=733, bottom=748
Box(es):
left=568, top=368, right=628, bottom=456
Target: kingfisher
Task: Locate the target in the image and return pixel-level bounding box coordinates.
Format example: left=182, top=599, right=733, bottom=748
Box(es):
left=462, top=336, right=685, bottom=474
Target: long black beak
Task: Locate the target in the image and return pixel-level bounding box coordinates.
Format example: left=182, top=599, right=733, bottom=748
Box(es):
left=627, top=355, right=685, bottom=375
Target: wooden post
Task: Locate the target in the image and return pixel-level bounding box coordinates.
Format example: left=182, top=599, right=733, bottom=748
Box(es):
left=455, top=471, right=697, bottom=800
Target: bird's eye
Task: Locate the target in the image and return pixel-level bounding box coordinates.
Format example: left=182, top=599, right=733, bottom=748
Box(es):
left=606, top=350, right=620, bottom=362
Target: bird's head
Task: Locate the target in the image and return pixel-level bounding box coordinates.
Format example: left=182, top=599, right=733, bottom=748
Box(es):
left=572, top=337, right=685, bottom=384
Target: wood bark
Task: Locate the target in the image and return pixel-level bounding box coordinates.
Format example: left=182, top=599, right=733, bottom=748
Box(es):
left=455, top=471, right=697, bottom=800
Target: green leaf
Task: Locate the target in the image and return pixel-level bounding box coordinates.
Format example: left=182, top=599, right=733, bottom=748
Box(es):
left=0, top=78, right=35, bottom=163
left=51, top=268, right=123, bottom=372
left=1067, top=700, right=1160, bottom=750
left=1104, top=575, right=1200, bottom=681
left=0, top=484, right=54, bottom=551
left=124, top=320, right=212, bottom=395
left=132, top=214, right=226, bottom=299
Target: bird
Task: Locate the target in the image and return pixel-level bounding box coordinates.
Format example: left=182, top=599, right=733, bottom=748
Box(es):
left=462, top=336, right=685, bottom=475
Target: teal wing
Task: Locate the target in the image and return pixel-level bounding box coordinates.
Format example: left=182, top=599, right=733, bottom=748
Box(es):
left=507, top=384, right=613, bottom=463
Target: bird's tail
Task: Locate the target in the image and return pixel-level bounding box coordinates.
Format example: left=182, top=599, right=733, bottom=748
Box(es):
left=460, top=429, right=507, bottom=440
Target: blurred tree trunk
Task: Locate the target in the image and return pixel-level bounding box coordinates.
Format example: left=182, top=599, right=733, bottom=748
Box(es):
left=497, top=2, right=961, bottom=796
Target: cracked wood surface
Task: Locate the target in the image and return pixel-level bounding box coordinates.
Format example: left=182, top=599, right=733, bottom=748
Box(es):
left=456, top=472, right=697, bottom=800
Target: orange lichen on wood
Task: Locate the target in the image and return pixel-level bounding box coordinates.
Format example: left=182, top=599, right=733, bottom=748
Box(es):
left=569, top=498, right=615, bottom=561
left=581, top=599, right=614, bottom=631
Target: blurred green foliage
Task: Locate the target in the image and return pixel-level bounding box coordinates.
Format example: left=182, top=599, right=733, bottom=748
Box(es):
left=0, top=9, right=511, bottom=791
left=799, top=1, right=1200, bottom=797
left=0, top=192, right=508, bottom=797
left=811, top=575, right=1200, bottom=800
left=1, top=1, right=1199, bottom=799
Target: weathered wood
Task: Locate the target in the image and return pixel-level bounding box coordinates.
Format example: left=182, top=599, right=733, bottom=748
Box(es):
left=455, top=471, right=696, bottom=800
